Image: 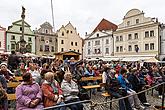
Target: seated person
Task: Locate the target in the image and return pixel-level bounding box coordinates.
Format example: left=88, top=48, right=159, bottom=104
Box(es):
left=16, top=72, right=43, bottom=110
left=102, top=66, right=132, bottom=110
left=0, top=75, right=8, bottom=110
left=61, top=72, right=83, bottom=110
left=41, top=72, right=66, bottom=110
left=15, top=63, right=26, bottom=76
left=0, top=63, right=13, bottom=82
left=118, top=68, right=145, bottom=110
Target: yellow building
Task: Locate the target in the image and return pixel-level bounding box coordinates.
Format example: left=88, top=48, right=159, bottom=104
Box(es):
left=56, top=22, right=83, bottom=59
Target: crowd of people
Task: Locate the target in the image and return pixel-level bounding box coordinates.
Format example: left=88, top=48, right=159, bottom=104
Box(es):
left=0, top=51, right=165, bottom=110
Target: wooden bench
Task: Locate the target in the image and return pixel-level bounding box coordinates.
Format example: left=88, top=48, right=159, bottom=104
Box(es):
left=15, top=76, right=23, bottom=81
left=82, top=85, right=101, bottom=98
left=7, top=82, right=20, bottom=88
left=81, top=76, right=102, bottom=81
left=101, top=92, right=113, bottom=109
left=7, top=94, right=16, bottom=101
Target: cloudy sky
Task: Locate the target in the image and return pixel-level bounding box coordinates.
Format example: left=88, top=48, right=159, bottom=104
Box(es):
left=0, top=0, right=165, bottom=37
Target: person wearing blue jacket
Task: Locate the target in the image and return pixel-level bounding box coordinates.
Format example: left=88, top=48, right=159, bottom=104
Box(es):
left=118, top=68, right=145, bottom=110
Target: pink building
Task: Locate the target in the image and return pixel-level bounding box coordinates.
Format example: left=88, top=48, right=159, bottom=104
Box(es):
left=0, top=25, right=6, bottom=53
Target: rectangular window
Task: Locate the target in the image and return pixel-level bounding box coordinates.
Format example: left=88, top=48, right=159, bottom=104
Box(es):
left=11, top=35, right=15, bottom=40
left=71, top=42, right=73, bottom=46
left=49, top=38, right=52, bottom=42
left=105, top=48, right=109, bottom=53
left=120, top=46, right=123, bottom=52
left=41, top=36, right=44, bottom=41
left=95, top=40, right=100, bottom=45
left=128, top=34, right=132, bottom=40
left=97, top=34, right=99, bottom=37
left=40, top=45, right=43, bottom=51
left=116, top=36, right=119, bottom=42
left=127, top=21, right=130, bottom=26
left=88, top=49, right=90, bottom=55
left=145, top=31, right=149, bottom=38
left=134, top=45, right=138, bottom=52
left=120, top=36, right=123, bottom=41
left=28, top=37, right=32, bottom=42
left=88, top=42, right=90, bottom=46
left=11, top=44, right=15, bottom=50
left=150, top=30, right=154, bottom=37
left=134, top=33, right=138, bottom=39
left=61, top=48, right=64, bottom=52
left=94, top=49, right=97, bottom=54
left=128, top=45, right=132, bottom=51
left=61, top=40, right=64, bottom=44
left=136, top=19, right=139, bottom=24
left=150, top=43, right=154, bottom=50
left=51, top=46, right=54, bottom=52
left=62, top=32, right=64, bottom=36
left=116, top=46, right=119, bottom=52
left=20, top=27, right=22, bottom=31
left=106, top=39, right=109, bottom=44
left=75, top=42, right=77, bottom=46
left=45, top=45, right=49, bottom=52
left=145, top=44, right=149, bottom=50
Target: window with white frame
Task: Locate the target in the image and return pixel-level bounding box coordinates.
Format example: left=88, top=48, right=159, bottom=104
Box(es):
left=136, top=19, right=139, bottom=24
left=128, top=45, right=132, bottom=51
left=128, top=34, right=132, bottom=40
left=150, top=30, right=154, bottom=37
left=120, top=46, right=123, bottom=52
left=120, top=36, right=123, bottom=41
left=106, top=39, right=109, bottom=44
left=116, top=46, right=119, bottom=52
left=150, top=43, right=154, bottom=50
left=134, top=33, right=138, bottom=39
left=88, top=49, right=90, bottom=55
left=145, top=44, right=149, bottom=50
left=88, top=42, right=90, bottom=46
left=145, top=31, right=149, bottom=38
left=105, top=48, right=109, bottom=54
left=116, top=36, right=119, bottom=42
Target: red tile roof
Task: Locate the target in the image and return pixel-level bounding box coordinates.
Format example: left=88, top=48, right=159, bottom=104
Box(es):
left=93, top=18, right=117, bottom=32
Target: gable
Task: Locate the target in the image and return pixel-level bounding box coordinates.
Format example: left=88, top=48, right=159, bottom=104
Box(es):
left=86, top=31, right=109, bottom=39
left=13, top=20, right=31, bottom=27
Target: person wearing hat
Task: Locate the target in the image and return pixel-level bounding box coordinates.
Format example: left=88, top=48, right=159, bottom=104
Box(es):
left=0, top=63, right=14, bottom=81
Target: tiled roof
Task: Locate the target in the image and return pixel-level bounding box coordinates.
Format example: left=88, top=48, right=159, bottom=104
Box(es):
left=93, top=18, right=117, bottom=32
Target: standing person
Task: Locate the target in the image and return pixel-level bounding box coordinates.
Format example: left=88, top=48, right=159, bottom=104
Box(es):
left=61, top=72, right=83, bottom=110
left=7, top=51, right=20, bottom=71
left=16, top=72, right=43, bottom=110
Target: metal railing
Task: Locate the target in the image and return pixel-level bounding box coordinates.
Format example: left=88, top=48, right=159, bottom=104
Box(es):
left=43, top=82, right=165, bottom=110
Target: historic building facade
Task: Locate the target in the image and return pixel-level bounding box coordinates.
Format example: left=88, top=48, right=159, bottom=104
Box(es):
left=0, top=26, right=6, bottom=53
left=114, top=9, right=160, bottom=61
left=160, top=24, right=165, bottom=61
left=35, top=22, right=57, bottom=56
left=83, top=18, right=117, bottom=60
left=56, top=22, right=82, bottom=55
left=6, top=20, right=35, bottom=53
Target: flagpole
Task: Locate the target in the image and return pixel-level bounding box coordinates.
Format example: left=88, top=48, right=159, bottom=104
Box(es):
left=51, top=0, right=55, bottom=32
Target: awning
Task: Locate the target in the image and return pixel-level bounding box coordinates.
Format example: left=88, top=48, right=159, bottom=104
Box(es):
left=144, top=57, right=159, bottom=62
left=102, top=57, right=120, bottom=61
left=121, top=57, right=153, bottom=62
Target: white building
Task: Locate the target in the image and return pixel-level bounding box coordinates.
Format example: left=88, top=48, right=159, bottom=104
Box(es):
left=114, top=9, right=160, bottom=61
left=0, top=26, right=6, bottom=53
left=84, top=18, right=117, bottom=60
left=160, top=24, right=165, bottom=61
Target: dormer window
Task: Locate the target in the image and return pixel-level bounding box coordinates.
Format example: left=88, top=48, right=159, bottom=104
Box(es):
left=45, top=29, right=48, bottom=33
left=127, top=21, right=130, bottom=26
left=97, top=34, right=99, bottom=37
left=136, top=19, right=139, bottom=24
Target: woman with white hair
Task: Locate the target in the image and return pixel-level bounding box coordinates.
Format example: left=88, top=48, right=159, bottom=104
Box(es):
left=61, top=72, right=83, bottom=110
left=41, top=72, right=66, bottom=110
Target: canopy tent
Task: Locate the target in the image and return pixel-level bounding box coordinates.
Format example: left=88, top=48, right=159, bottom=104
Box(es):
left=101, top=57, right=120, bottom=61
left=23, top=53, right=38, bottom=57
left=144, top=57, right=159, bottom=62
left=121, top=57, right=153, bottom=62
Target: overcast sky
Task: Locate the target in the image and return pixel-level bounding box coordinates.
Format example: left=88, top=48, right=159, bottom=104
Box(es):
left=0, top=0, right=165, bottom=38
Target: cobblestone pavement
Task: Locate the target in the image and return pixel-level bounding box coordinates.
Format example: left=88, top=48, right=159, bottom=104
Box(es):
left=83, top=89, right=165, bottom=110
